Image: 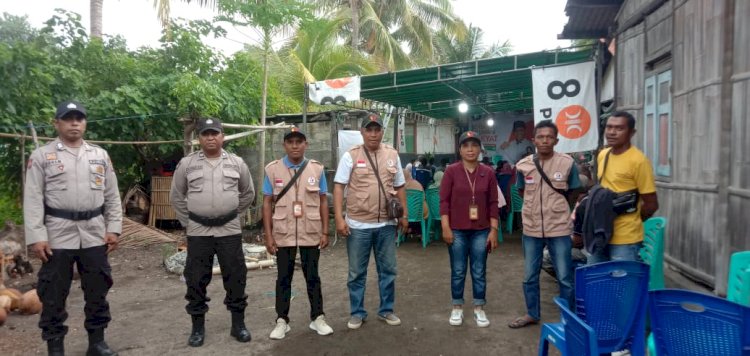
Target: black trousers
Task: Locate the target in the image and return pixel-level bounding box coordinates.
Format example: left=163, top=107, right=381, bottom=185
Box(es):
left=276, top=246, right=324, bottom=322
left=184, top=234, right=247, bottom=315
left=37, top=245, right=113, bottom=341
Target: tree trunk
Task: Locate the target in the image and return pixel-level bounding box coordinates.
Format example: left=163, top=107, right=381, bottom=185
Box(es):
left=257, top=31, right=271, bottom=208
left=90, top=0, right=103, bottom=39
left=349, top=0, right=359, bottom=49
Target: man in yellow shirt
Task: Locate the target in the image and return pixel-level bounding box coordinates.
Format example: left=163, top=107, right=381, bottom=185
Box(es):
left=589, top=111, right=659, bottom=263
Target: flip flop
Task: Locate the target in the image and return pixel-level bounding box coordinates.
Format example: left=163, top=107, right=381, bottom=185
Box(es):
left=507, top=316, right=539, bottom=329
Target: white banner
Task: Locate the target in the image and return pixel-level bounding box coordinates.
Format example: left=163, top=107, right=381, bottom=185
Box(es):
left=397, top=111, right=406, bottom=152
left=308, top=76, right=360, bottom=105
left=532, top=61, right=598, bottom=153
left=337, top=130, right=364, bottom=162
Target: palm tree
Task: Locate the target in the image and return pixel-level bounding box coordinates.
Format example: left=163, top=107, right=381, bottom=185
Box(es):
left=88, top=0, right=217, bottom=38
left=153, top=0, right=218, bottom=30
left=317, top=0, right=465, bottom=70
left=90, top=0, right=103, bottom=39
left=433, top=23, right=512, bottom=64
left=278, top=18, right=376, bottom=100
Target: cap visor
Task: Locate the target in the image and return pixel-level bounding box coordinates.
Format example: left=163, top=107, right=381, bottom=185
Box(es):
left=56, top=109, right=86, bottom=119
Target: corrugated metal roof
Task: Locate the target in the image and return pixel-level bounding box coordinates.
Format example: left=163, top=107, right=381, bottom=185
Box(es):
left=359, top=49, right=592, bottom=119
left=558, top=0, right=623, bottom=39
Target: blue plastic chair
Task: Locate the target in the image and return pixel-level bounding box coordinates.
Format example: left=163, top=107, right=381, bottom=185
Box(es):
left=648, top=289, right=750, bottom=356
left=649, top=250, right=750, bottom=356
left=538, top=297, right=599, bottom=356
left=639, top=217, right=667, bottom=290
left=398, top=189, right=428, bottom=248
left=573, top=261, right=649, bottom=356
left=728, top=251, right=750, bottom=306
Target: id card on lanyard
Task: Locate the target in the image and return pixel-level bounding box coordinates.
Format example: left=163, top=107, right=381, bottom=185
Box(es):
left=464, top=167, right=479, bottom=221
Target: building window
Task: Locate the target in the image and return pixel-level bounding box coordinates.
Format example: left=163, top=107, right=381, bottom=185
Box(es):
left=644, top=70, right=672, bottom=177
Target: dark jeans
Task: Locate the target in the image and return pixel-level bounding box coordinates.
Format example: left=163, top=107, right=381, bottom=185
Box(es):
left=37, top=245, right=113, bottom=341
left=275, top=246, right=324, bottom=322
left=448, top=229, right=489, bottom=306
left=184, top=234, right=247, bottom=315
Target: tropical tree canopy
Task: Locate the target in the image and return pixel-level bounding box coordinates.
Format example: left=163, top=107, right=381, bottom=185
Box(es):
left=0, top=10, right=298, bottom=222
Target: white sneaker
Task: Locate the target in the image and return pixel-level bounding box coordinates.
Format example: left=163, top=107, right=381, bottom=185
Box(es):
left=269, top=318, right=291, bottom=340
left=449, top=309, right=463, bottom=326
left=309, top=315, right=333, bottom=335
left=474, top=309, right=490, bottom=328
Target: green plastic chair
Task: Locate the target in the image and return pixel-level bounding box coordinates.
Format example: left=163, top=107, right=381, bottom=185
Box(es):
left=639, top=217, right=667, bottom=290
left=506, top=184, right=523, bottom=233
left=398, top=189, right=428, bottom=248
left=425, top=187, right=442, bottom=242
left=728, top=251, right=750, bottom=306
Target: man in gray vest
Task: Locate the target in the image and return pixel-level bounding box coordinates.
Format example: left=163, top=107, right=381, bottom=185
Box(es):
left=25, top=100, right=122, bottom=356
left=170, top=117, right=255, bottom=347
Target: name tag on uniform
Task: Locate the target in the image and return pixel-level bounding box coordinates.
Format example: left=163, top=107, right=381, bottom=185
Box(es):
left=293, top=201, right=303, bottom=217
left=356, top=159, right=366, bottom=168
left=274, top=178, right=284, bottom=187
left=525, top=176, right=535, bottom=184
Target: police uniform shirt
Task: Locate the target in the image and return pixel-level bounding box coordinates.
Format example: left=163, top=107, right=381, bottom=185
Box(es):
left=24, top=139, right=123, bottom=249
left=170, top=149, right=255, bottom=237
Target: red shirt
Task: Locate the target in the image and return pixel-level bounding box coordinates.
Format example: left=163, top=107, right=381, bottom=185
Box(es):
left=439, top=162, right=499, bottom=230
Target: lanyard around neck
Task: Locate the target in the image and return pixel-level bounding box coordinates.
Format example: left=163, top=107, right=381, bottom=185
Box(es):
left=463, top=167, right=478, bottom=204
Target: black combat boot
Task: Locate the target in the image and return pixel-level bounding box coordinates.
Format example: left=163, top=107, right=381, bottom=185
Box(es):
left=85, top=329, right=118, bottom=356
left=188, top=314, right=205, bottom=347
left=230, top=312, right=251, bottom=343
left=47, top=337, right=64, bottom=356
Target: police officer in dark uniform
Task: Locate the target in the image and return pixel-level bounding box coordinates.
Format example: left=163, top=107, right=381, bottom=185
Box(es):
left=24, top=100, right=122, bottom=356
left=170, top=117, right=255, bottom=347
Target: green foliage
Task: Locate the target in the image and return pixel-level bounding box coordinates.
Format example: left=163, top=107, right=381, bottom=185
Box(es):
left=0, top=10, right=300, bottom=220
left=433, top=23, right=512, bottom=64
left=217, top=0, right=314, bottom=34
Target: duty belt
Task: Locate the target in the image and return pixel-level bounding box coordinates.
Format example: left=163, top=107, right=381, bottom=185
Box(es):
left=188, top=211, right=238, bottom=227
left=45, top=205, right=105, bottom=221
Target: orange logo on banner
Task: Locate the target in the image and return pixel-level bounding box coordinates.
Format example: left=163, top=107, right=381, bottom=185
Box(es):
left=324, top=77, right=353, bottom=89
left=555, top=105, right=591, bottom=139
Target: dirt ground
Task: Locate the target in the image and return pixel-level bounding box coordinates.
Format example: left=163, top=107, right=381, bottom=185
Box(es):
left=0, top=232, right=577, bottom=356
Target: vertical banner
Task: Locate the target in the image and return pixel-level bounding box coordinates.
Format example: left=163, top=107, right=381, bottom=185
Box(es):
left=532, top=61, right=598, bottom=153
left=397, top=111, right=407, bottom=152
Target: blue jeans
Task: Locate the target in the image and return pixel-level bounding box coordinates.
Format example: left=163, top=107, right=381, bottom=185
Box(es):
left=522, top=235, right=574, bottom=320
left=587, top=242, right=643, bottom=265
left=448, top=229, right=489, bottom=306
left=346, top=225, right=397, bottom=319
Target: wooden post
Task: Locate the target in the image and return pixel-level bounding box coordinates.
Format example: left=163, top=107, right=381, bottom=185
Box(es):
left=714, top=0, right=735, bottom=296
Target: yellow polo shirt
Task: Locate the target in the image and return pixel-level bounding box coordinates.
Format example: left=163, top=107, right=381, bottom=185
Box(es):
left=597, top=147, right=657, bottom=245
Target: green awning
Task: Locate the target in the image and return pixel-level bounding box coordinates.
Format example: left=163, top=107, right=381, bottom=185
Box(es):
left=360, top=49, right=592, bottom=119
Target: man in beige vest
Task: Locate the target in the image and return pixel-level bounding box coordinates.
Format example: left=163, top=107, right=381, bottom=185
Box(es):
left=333, top=113, right=408, bottom=330
left=508, top=120, right=582, bottom=329
left=262, top=127, right=333, bottom=340
left=170, top=117, right=254, bottom=347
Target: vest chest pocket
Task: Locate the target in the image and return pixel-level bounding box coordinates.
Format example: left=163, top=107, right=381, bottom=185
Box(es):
left=89, top=164, right=106, bottom=190
left=223, top=169, right=240, bottom=191
left=305, top=185, right=321, bottom=203
left=187, top=171, right=204, bottom=192
left=44, top=165, right=67, bottom=191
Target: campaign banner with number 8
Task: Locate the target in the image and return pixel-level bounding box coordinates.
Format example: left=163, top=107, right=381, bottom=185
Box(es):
left=532, top=61, right=598, bottom=153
